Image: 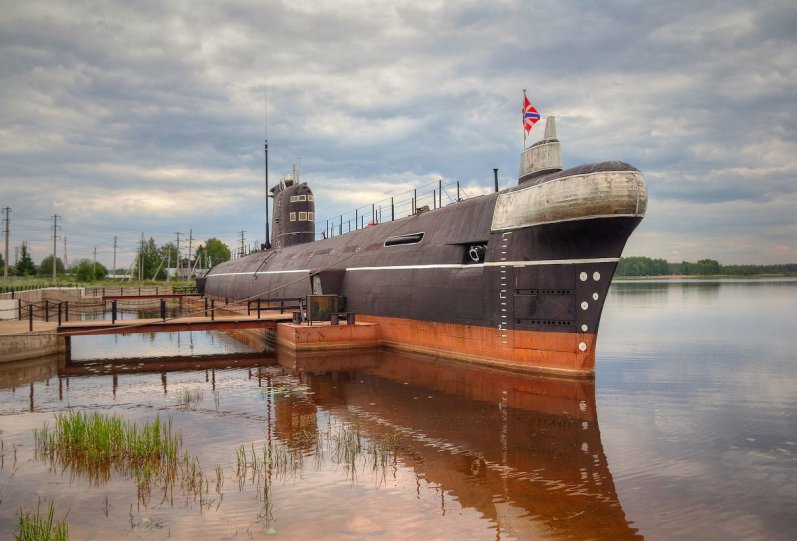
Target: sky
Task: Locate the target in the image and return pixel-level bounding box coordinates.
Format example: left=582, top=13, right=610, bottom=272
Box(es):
left=1, top=0, right=795, bottom=270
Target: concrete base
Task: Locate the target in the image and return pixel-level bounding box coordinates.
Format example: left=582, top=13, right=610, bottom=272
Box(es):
left=276, top=321, right=380, bottom=351
left=0, top=321, right=63, bottom=363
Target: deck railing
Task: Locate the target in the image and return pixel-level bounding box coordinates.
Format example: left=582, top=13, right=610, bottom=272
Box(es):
left=314, top=179, right=481, bottom=240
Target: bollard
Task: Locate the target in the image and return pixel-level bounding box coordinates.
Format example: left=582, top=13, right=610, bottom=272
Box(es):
left=211, top=300, right=215, bottom=321
left=28, top=305, right=33, bottom=332
left=17, top=299, right=22, bottom=321
left=112, top=300, right=117, bottom=324
left=204, top=297, right=208, bottom=317
left=45, top=300, right=49, bottom=322
left=247, top=300, right=251, bottom=316
left=58, top=303, right=62, bottom=326
left=160, top=299, right=166, bottom=321
left=65, top=301, right=69, bottom=322
left=346, top=312, right=356, bottom=325
left=257, top=299, right=261, bottom=319
left=331, top=313, right=339, bottom=325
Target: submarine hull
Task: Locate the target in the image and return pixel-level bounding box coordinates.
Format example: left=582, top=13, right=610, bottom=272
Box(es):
left=203, top=162, right=646, bottom=377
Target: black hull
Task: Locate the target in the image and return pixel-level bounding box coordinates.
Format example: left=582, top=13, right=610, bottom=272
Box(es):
left=204, top=163, right=646, bottom=375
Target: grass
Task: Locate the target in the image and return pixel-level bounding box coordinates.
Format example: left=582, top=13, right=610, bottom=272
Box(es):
left=15, top=500, right=68, bottom=541
left=235, top=420, right=402, bottom=487
left=31, top=410, right=402, bottom=524
left=176, top=388, right=204, bottom=410
left=33, top=410, right=217, bottom=508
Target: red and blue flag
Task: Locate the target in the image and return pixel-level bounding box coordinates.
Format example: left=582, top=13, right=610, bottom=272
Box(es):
left=523, top=95, right=540, bottom=134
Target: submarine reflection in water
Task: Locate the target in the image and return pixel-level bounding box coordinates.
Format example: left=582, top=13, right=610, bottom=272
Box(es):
left=19, top=345, right=642, bottom=539
left=275, top=348, right=641, bottom=540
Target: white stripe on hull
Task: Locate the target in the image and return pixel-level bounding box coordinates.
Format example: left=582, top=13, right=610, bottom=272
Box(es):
left=207, top=257, right=620, bottom=278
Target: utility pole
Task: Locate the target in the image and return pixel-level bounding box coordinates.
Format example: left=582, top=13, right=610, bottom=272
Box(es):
left=139, top=233, right=145, bottom=282
left=239, top=230, right=246, bottom=258
left=63, top=236, right=68, bottom=270
left=187, top=229, right=193, bottom=270
left=93, top=247, right=97, bottom=278
left=2, top=207, right=9, bottom=281
left=51, top=214, right=60, bottom=285
left=175, top=232, right=182, bottom=280
left=112, top=237, right=117, bottom=279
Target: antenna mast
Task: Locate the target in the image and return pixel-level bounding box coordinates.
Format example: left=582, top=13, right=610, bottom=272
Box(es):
left=264, top=75, right=271, bottom=249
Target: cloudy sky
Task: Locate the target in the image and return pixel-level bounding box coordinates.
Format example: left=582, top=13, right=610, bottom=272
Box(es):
left=1, top=0, right=795, bottom=270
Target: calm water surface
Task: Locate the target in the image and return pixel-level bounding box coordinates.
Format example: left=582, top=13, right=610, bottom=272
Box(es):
left=597, top=279, right=797, bottom=541
left=0, top=279, right=794, bottom=540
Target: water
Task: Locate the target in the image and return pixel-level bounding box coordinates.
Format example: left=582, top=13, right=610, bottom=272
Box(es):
left=597, top=279, right=797, bottom=540
left=0, top=279, right=795, bottom=540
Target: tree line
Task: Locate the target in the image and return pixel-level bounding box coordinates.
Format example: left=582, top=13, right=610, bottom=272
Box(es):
left=0, top=237, right=231, bottom=282
left=616, top=256, right=797, bottom=277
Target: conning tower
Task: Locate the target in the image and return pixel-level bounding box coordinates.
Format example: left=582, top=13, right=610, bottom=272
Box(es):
left=270, top=174, right=315, bottom=249
left=519, top=116, right=562, bottom=184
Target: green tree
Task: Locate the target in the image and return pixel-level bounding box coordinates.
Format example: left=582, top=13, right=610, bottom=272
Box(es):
left=194, top=238, right=231, bottom=269
left=694, top=259, right=721, bottom=275
left=138, top=237, right=167, bottom=280
left=159, top=242, right=179, bottom=270
left=15, top=243, right=36, bottom=276
left=74, top=259, right=108, bottom=281
left=37, top=255, right=66, bottom=277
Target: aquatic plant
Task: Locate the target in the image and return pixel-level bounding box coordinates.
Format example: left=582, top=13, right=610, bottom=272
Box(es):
left=235, top=420, right=402, bottom=489
left=35, top=411, right=181, bottom=487
left=15, top=500, right=68, bottom=541
left=176, top=388, right=204, bottom=410
left=33, top=411, right=217, bottom=508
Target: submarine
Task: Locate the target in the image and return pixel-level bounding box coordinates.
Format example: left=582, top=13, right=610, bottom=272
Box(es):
left=200, top=117, right=647, bottom=377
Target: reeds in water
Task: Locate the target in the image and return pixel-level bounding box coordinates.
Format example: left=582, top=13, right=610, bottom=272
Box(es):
left=235, top=420, right=402, bottom=488
left=33, top=410, right=216, bottom=508
left=15, top=500, right=68, bottom=541
left=176, top=388, right=204, bottom=410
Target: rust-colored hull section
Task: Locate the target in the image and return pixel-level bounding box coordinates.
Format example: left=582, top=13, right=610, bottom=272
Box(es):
left=361, top=314, right=596, bottom=377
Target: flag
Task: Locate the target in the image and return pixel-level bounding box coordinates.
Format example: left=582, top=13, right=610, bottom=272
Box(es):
left=523, top=95, right=540, bottom=134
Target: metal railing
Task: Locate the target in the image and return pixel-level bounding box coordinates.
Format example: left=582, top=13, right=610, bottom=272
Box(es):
left=314, top=179, right=482, bottom=240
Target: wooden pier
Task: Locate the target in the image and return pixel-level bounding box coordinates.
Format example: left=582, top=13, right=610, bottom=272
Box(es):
left=57, top=312, right=293, bottom=336
left=101, top=293, right=201, bottom=301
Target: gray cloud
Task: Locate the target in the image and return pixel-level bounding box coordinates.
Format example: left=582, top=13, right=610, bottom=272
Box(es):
left=1, top=0, right=795, bottom=267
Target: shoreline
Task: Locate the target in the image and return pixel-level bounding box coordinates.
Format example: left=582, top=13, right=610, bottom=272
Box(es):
left=614, top=273, right=797, bottom=280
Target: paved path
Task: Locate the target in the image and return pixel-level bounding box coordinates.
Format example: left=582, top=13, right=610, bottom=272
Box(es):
left=0, top=320, right=58, bottom=335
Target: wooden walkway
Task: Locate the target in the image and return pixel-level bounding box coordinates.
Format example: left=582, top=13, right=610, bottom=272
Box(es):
left=101, top=293, right=202, bottom=301
left=57, top=312, right=293, bottom=336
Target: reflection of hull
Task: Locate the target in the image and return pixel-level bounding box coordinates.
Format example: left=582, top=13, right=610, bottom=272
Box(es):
left=277, top=348, right=641, bottom=539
